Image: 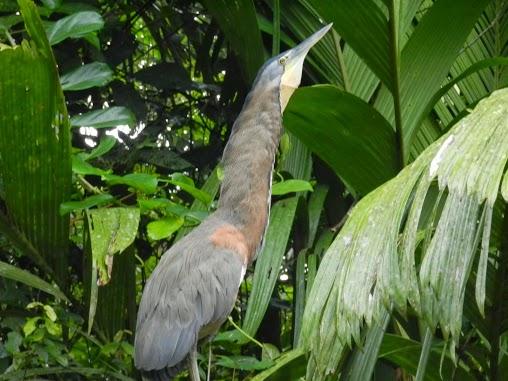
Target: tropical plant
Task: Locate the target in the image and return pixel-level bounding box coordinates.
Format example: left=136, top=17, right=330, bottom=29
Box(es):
left=0, top=0, right=507, bottom=380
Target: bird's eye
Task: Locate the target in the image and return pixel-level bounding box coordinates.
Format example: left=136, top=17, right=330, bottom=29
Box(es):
left=279, top=56, right=287, bottom=65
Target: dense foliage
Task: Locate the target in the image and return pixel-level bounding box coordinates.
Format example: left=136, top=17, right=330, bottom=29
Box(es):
left=0, top=0, right=507, bottom=380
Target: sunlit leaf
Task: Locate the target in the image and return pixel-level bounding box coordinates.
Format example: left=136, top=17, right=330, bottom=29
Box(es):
left=87, top=207, right=140, bottom=285
left=105, top=173, right=158, bottom=194
left=271, top=179, right=313, bottom=196
left=146, top=216, right=184, bottom=241
left=168, top=173, right=212, bottom=205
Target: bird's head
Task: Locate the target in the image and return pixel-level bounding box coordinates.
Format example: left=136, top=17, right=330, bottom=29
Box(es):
left=250, top=23, right=333, bottom=112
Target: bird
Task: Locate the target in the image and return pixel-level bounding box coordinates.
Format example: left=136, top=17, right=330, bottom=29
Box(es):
left=134, top=23, right=333, bottom=381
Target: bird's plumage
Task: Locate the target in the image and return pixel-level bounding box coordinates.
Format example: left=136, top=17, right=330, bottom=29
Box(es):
left=134, top=23, right=332, bottom=381
left=135, top=212, right=245, bottom=377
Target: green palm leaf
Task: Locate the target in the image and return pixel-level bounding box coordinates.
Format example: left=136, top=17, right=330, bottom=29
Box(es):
left=301, top=88, right=508, bottom=379
left=0, top=0, right=71, bottom=286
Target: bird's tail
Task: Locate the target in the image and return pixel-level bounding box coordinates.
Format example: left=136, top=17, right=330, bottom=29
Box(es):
left=140, top=361, right=187, bottom=381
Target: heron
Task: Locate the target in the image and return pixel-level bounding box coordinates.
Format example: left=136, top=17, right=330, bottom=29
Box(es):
left=134, top=23, right=332, bottom=381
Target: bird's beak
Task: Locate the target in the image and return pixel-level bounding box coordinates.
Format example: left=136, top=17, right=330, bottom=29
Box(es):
left=288, top=23, right=333, bottom=65
left=279, top=23, right=333, bottom=110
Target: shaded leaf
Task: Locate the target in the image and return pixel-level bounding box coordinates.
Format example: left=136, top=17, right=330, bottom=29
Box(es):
left=70, top=106, right=135, bottom=128
left=251, top=348, right=306, bottom=381
left=285, top=85, right=397, bottom=196
left=0, top=260, right=68, bottom=301
left=82, top=136, right=117, bottom=160
left=202, top=0, right=265, bottom=82
left=379, top=334, right=474, bottom=381
left=45, top=11, right=104, bottom=45
left=60, top=194, right=114, bottom=215
left=72, top=155, right=109, bottom=176
left=216, top=355, right=273, bottom=371
left=60, top=62, right=113, bottom=91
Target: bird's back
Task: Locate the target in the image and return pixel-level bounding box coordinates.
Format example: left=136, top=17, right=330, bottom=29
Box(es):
left=134, top=213, right=245, bottom=379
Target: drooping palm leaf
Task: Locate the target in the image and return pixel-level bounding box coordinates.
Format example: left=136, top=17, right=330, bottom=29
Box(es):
left=0, top=0, right=71, bottom=286
left=301, top=88, right=508, bottom=379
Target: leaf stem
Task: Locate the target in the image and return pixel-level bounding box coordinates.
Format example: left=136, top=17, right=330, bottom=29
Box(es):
left=227, top=316, right=263, bottom=349
left=388, top=1, right=405, bottom=168
left=415, top=327, right=433, bottom=381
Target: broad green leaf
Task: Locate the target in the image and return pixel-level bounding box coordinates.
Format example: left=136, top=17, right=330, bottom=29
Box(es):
left=251, top=348, right=306, bottom=381
left=272, top=179, right=313, bottom=196
left=285, top=85, right=397, bottom=197
left=72, top=155, right=109, bottom=176
left=105, top=173, right=158, bottom=194
left=202, top=0, right=264, bottom=82
left=45, top=11, right=104, bottom=45
left=147, top=216, right=184, bottom=241
left=59, top=194, right=114, bottom=215
left=138, top=197, right=176, bottom=212
left=82, top=136, right=116, bottom=160
left=60, top=62, right=113, bottom=91
left=70, top=106, right=135, bottom=128
left=216, top=355, right=273, bottom=371
left=243, top=197, right=298, bottom=336
left=168, top=173, right=212, bottom=205
left=301, top=89, right=508, bottom=378
left=86, top=207, right=140, bottom=285
left=0, top=260, right=68, bottom=301
left=23, top=316, right=40, bottom=336
left=0, top=0, right=71, bottom=285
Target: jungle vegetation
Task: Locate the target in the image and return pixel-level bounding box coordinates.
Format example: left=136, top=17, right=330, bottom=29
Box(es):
left=0, top=0, right=508, bottom=380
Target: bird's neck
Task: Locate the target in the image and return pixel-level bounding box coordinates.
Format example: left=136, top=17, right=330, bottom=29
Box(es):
left=217, top=83, right=282, bottom=263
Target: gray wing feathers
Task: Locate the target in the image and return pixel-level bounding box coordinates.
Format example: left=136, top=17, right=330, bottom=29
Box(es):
left=135, top=235, right=244, bottom=372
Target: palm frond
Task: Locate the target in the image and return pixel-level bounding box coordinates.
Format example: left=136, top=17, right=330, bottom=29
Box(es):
left=301, top=88, right=508, bottom=379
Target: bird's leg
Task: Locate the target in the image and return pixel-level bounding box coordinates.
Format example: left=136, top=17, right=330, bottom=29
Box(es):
left=188, top=342, right=200, bottom=381
left=207, top=343, right=212, bottom=381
